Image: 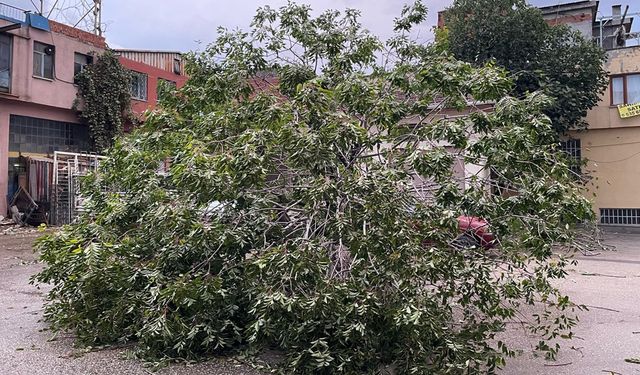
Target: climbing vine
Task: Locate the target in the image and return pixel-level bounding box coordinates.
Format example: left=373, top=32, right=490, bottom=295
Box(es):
left=74, top=50, right=132, bottom=152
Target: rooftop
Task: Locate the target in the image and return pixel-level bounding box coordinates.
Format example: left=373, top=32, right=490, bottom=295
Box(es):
left=0, top=2, right=27, bottom=23
left=538, top=0, right=599, bottom=15
left=0, top=2, right=106, bottom=48
left=113, top=49, right=183, bottom=55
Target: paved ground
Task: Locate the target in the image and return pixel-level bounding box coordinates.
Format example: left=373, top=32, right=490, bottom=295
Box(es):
left=502, top=231, right=640, bottom=374
left=0, top=227, right=262, bottom=375
left=2, top=226, right=640, bottom=374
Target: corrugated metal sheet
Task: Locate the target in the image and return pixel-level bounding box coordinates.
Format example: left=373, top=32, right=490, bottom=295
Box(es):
left=114, top=50, right=185, bottom=75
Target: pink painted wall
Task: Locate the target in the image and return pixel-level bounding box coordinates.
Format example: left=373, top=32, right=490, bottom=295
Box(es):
left=0, top=19, right=106, bottom=109
left=0, top=101, right=81, bottom=214
left=0, top=18, right=193, bottom=215
left=0, top=19, right=106, bottom=214
left=0, top=103, right=7, bottom=216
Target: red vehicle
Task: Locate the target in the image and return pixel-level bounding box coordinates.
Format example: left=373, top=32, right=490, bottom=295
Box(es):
left=455, top=216, right=496, bottom=249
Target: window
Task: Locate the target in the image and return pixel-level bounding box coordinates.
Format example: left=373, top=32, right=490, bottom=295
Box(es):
left=130, top=71, right=147, bottom=101
left=628, top=75, right=640, bottom=104
left=73, top=52, right=93, bottom=83
left=611, top=74, right=640, bottom=105
left=612, top=77, right=624, bottom=105
left=156, top=78, right=177, bottom=102
left=0, top=33, right=12, bottom=92
left=560, top=138, right=581, bottom=176
left=8, top=114, right=90, bottom=154
left=33, top=41, right=54, bottom=79
left=173, top=58, right=181, bottom=75
left=600, top=208, right=640, bottom=226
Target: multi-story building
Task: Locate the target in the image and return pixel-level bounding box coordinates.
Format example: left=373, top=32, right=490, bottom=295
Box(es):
left=0, top=4, right=106, bottom=216
left=541, top=1, right=640, bottom=226
left=439, top=1, right=640, bottom=226
left=0, top=4, right=188, bottom=218
left=115, top=49, right=188, bottom=118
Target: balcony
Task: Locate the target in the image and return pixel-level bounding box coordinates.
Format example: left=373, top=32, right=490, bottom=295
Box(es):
left=0, top=2, right=27, bottom=24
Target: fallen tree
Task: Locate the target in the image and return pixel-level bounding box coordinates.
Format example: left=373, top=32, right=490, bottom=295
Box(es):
left=34, top=2, right=594, bottom=373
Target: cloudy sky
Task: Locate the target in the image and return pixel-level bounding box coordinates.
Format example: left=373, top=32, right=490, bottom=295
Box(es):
left=2, top=0, right=638, bottom=51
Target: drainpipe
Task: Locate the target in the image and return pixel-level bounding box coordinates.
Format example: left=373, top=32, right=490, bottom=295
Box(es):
left=600, top=14, right=603, bottom=47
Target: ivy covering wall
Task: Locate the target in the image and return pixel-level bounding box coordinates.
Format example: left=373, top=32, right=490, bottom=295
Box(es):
left=74, top=50, right=132, bottom=152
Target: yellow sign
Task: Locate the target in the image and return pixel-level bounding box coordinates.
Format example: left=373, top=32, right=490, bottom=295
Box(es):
left=618, top=103, right=640, bottom=118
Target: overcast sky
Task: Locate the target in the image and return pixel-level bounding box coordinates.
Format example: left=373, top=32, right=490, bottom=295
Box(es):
left=2, top=0, right=638, bottom=51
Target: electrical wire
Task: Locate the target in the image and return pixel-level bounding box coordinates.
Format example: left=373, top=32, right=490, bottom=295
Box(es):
left=589, top=149, right=640, bottom=164
left=48, top=29, right=81, bottom=85
left=584, top=139, right=640, bottom=148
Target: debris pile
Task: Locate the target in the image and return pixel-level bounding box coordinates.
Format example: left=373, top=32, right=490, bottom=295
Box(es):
left=8, top=186, right=48, bottom=227
left=0, top=215, right=40, bottom=236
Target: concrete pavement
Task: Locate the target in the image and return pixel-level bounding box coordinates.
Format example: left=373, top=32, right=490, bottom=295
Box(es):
left=0, top=228, right=261, bottom=375
left=2, top=227, right=640, bottom=374
left=502, top=231, right=640, bottom=374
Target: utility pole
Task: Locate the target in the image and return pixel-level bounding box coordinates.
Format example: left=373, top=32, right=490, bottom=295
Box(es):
left=93, top=0, right=102, bottom=36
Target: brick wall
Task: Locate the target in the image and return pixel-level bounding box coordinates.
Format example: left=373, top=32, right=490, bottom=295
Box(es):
left=49, top=20, right=106, bottom=49
left=544, top=12, right=592, bottom=27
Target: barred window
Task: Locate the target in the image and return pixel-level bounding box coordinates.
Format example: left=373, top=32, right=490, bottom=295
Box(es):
left=601, top=208, right=640, bottom=226
left=130, top=70, right=148, bottom=101
left=560, top=138, right=581, bottom=176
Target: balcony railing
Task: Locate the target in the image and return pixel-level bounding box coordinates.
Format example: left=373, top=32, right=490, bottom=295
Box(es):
left=0, top=2, right=28, bottom=23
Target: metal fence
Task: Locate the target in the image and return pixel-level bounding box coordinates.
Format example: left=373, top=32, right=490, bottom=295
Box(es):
left=51, top=151, right=107, bottom=225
